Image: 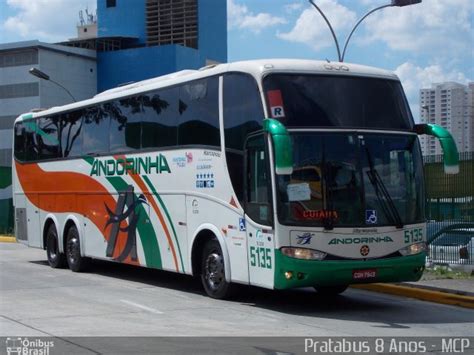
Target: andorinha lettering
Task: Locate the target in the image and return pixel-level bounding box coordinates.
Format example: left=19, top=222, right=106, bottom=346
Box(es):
left=328, top=236, right=394, bottom=245
left=90, top=155, right=171, bottom=176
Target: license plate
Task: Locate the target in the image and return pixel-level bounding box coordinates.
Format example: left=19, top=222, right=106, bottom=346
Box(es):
left=352, top=269, right=377, bottom=280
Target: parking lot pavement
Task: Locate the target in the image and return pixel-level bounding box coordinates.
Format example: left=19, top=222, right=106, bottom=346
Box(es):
left=1, top=243, right=473, bottom=337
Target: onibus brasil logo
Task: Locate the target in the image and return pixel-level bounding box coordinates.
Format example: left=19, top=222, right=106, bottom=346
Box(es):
left=6, top=337, right=54, bottom=355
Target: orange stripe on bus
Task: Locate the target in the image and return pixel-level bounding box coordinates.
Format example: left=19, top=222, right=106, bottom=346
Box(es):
left=15, top=162, right=139, bottom=266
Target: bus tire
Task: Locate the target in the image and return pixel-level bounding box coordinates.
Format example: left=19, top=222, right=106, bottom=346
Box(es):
left=200, top=239, right=233, bottom=299
left=65, top=225, right=89, bottom=272
left=315, top=285, right=348, bottom=296
left=46, top=224, right=66, bottom=268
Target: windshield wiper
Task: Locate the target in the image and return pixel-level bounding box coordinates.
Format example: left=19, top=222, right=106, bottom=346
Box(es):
left=364, top=146, right=404, bottom=229
left=321, top=144, right=335, bottom=230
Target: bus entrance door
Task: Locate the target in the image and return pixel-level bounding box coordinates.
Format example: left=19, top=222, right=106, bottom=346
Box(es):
left=245, top=134, right=274, bottom=289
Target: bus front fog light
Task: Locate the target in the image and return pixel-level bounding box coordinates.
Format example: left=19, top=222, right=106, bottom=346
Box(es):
left=399, top=242, right=427, bottom=256
left=281, top=247, right=327, bottom=260
left=284, top=271, right=293, bottom=280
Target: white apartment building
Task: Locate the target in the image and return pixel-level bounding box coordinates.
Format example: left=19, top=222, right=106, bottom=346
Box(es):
left=419, top=82, right=474, bottom=156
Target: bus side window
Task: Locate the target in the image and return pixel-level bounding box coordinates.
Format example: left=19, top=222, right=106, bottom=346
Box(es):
left=245, top=134, right=272, bottom=225
left=14, top=122, right=26, bottom=161
left=83, top=106, right=109, bottom=155
left=61, top=110, right=83, bottom=158
left=23, top=120, right=38, bottom=162
left=109, top=97, right=142, bottom=153
left=142, top=87, right=178, bottom=149
left=178, top=77, right=220, bottom=147
left=37, top=117, right=61, bottom=160
left=224, top=73, right=264, bottom=205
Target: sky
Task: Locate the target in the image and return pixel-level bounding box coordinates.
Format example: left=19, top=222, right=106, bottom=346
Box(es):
left=0, top=0, right=473, bottom=121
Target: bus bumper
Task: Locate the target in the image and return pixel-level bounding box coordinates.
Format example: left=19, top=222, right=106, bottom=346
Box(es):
left=274, top=250, right=426, bottom=290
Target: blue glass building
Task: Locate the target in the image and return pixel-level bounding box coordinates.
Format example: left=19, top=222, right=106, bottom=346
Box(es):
left=96, top=0, right=227, bottom=92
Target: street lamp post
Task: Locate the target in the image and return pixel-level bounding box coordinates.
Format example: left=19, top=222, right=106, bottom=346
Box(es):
left=29, top=68, right=76, bottom=102
left=309, top=0, right=422, bottom=62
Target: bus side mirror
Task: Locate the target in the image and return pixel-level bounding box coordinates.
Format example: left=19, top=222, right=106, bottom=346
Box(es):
left=263, top=118, right=293, bottom=175
left=415, top=123, right=459, bottom=174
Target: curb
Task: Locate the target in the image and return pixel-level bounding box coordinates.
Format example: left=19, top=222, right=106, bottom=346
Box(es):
left=402, top=282, right=474, bottom=297
left=351, top=283, right=474, bottom=309
left=0, top=236, right=16, bottom=243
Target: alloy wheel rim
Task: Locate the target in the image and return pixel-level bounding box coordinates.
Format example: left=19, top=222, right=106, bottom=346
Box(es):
left=205, top=252, right=224, bottom=291
left=67, top=237, right=79, bottom=264
left=49, top=236, right=57, bottom=260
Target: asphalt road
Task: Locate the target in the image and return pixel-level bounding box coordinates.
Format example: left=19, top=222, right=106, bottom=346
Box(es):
left=1, top=242, right=473, bottom=341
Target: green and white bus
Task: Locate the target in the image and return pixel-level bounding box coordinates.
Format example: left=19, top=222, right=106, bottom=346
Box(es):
left=13, top=59, right=459, bottom=298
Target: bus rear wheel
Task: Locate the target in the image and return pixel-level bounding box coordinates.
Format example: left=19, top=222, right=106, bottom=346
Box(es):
left=314, top=285, right=348, bottom=296
left=65, top=226, right=89, bottom=272
left=200, top=239, right=233, bottom=299
left=46, top=224, right=66, bottom=268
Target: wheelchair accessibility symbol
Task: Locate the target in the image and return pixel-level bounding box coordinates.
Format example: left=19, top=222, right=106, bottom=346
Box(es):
left=365, top=210, right=377, bottom=224
left=239, top=218, right=246, bottom=231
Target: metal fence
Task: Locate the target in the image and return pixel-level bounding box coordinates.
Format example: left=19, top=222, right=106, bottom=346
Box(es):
left=424, top=151, right=474, bottom=266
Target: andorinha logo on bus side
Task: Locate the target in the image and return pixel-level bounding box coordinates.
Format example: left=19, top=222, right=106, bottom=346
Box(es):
left=90, top=155, right=171, bottom=177
left=328, top=236, right=394, bottom=245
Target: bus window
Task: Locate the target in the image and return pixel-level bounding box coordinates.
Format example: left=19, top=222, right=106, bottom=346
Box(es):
left=245, top=134, right=272, bottom=225
left=14, top=122, right=25, bottom=161
left=224, top=73, right=264, bottom=205
left=178, top=77, right=220, bottom=147
left=142, top=87, right=178, bottom=149
left=37, top=117, right=61, bottom=160
left=23, top=119, right=38, bottom=162
left=109, top=98, right=141, bottom=153
left=61, top=110, right=83, bottom=158
left=83, top=106, right=109, bottom=155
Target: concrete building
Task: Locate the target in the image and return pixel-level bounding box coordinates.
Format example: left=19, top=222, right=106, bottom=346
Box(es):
left=0, top=41, right=97, bottom=232
left=95, top=0, right=227, bottom=92
left=419, top=82, right=474, bottom=156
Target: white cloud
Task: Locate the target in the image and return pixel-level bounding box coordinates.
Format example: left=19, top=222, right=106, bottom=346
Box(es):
left=394, top=62, right=471, bottom=121
left=2, top=0, right=96, bottom=43
left=277, top=0, right=357, bottom=51
left=284, top=2, right=304, bottom=13
left=228, top=0, right=287, bottom=34
left=395, top=62, right=470, bottom=99
left=363, top=0, right=472, bottom=57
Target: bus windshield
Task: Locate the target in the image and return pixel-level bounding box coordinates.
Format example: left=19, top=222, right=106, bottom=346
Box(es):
left=276, top=132, right=425, bottom=227
left=263, top=74, right=414, bottom=130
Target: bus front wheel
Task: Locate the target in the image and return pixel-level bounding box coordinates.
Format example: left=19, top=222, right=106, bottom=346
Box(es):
left=314, top=285, right=348, bottom=296
left=65, top=226, right=89, bottom=272
left=200, top=239, right=233, bottom=299
left=46, top=224, right=66, bottom=268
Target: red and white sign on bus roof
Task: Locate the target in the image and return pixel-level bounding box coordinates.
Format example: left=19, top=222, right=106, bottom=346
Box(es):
left=267, top=90, right=286, bottom=119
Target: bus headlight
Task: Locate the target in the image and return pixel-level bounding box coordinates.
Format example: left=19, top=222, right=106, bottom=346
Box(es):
left=281, top=247, right=327, bottom=260
left=399, top=242, right=427, bottom=256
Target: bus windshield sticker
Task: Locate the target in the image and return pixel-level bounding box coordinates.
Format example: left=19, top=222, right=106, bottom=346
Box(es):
left=287, top=183, right=311, bottom=202
left=365, top=210, right=378, bottom=224
left=267, top=90, right=286, bottom=118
